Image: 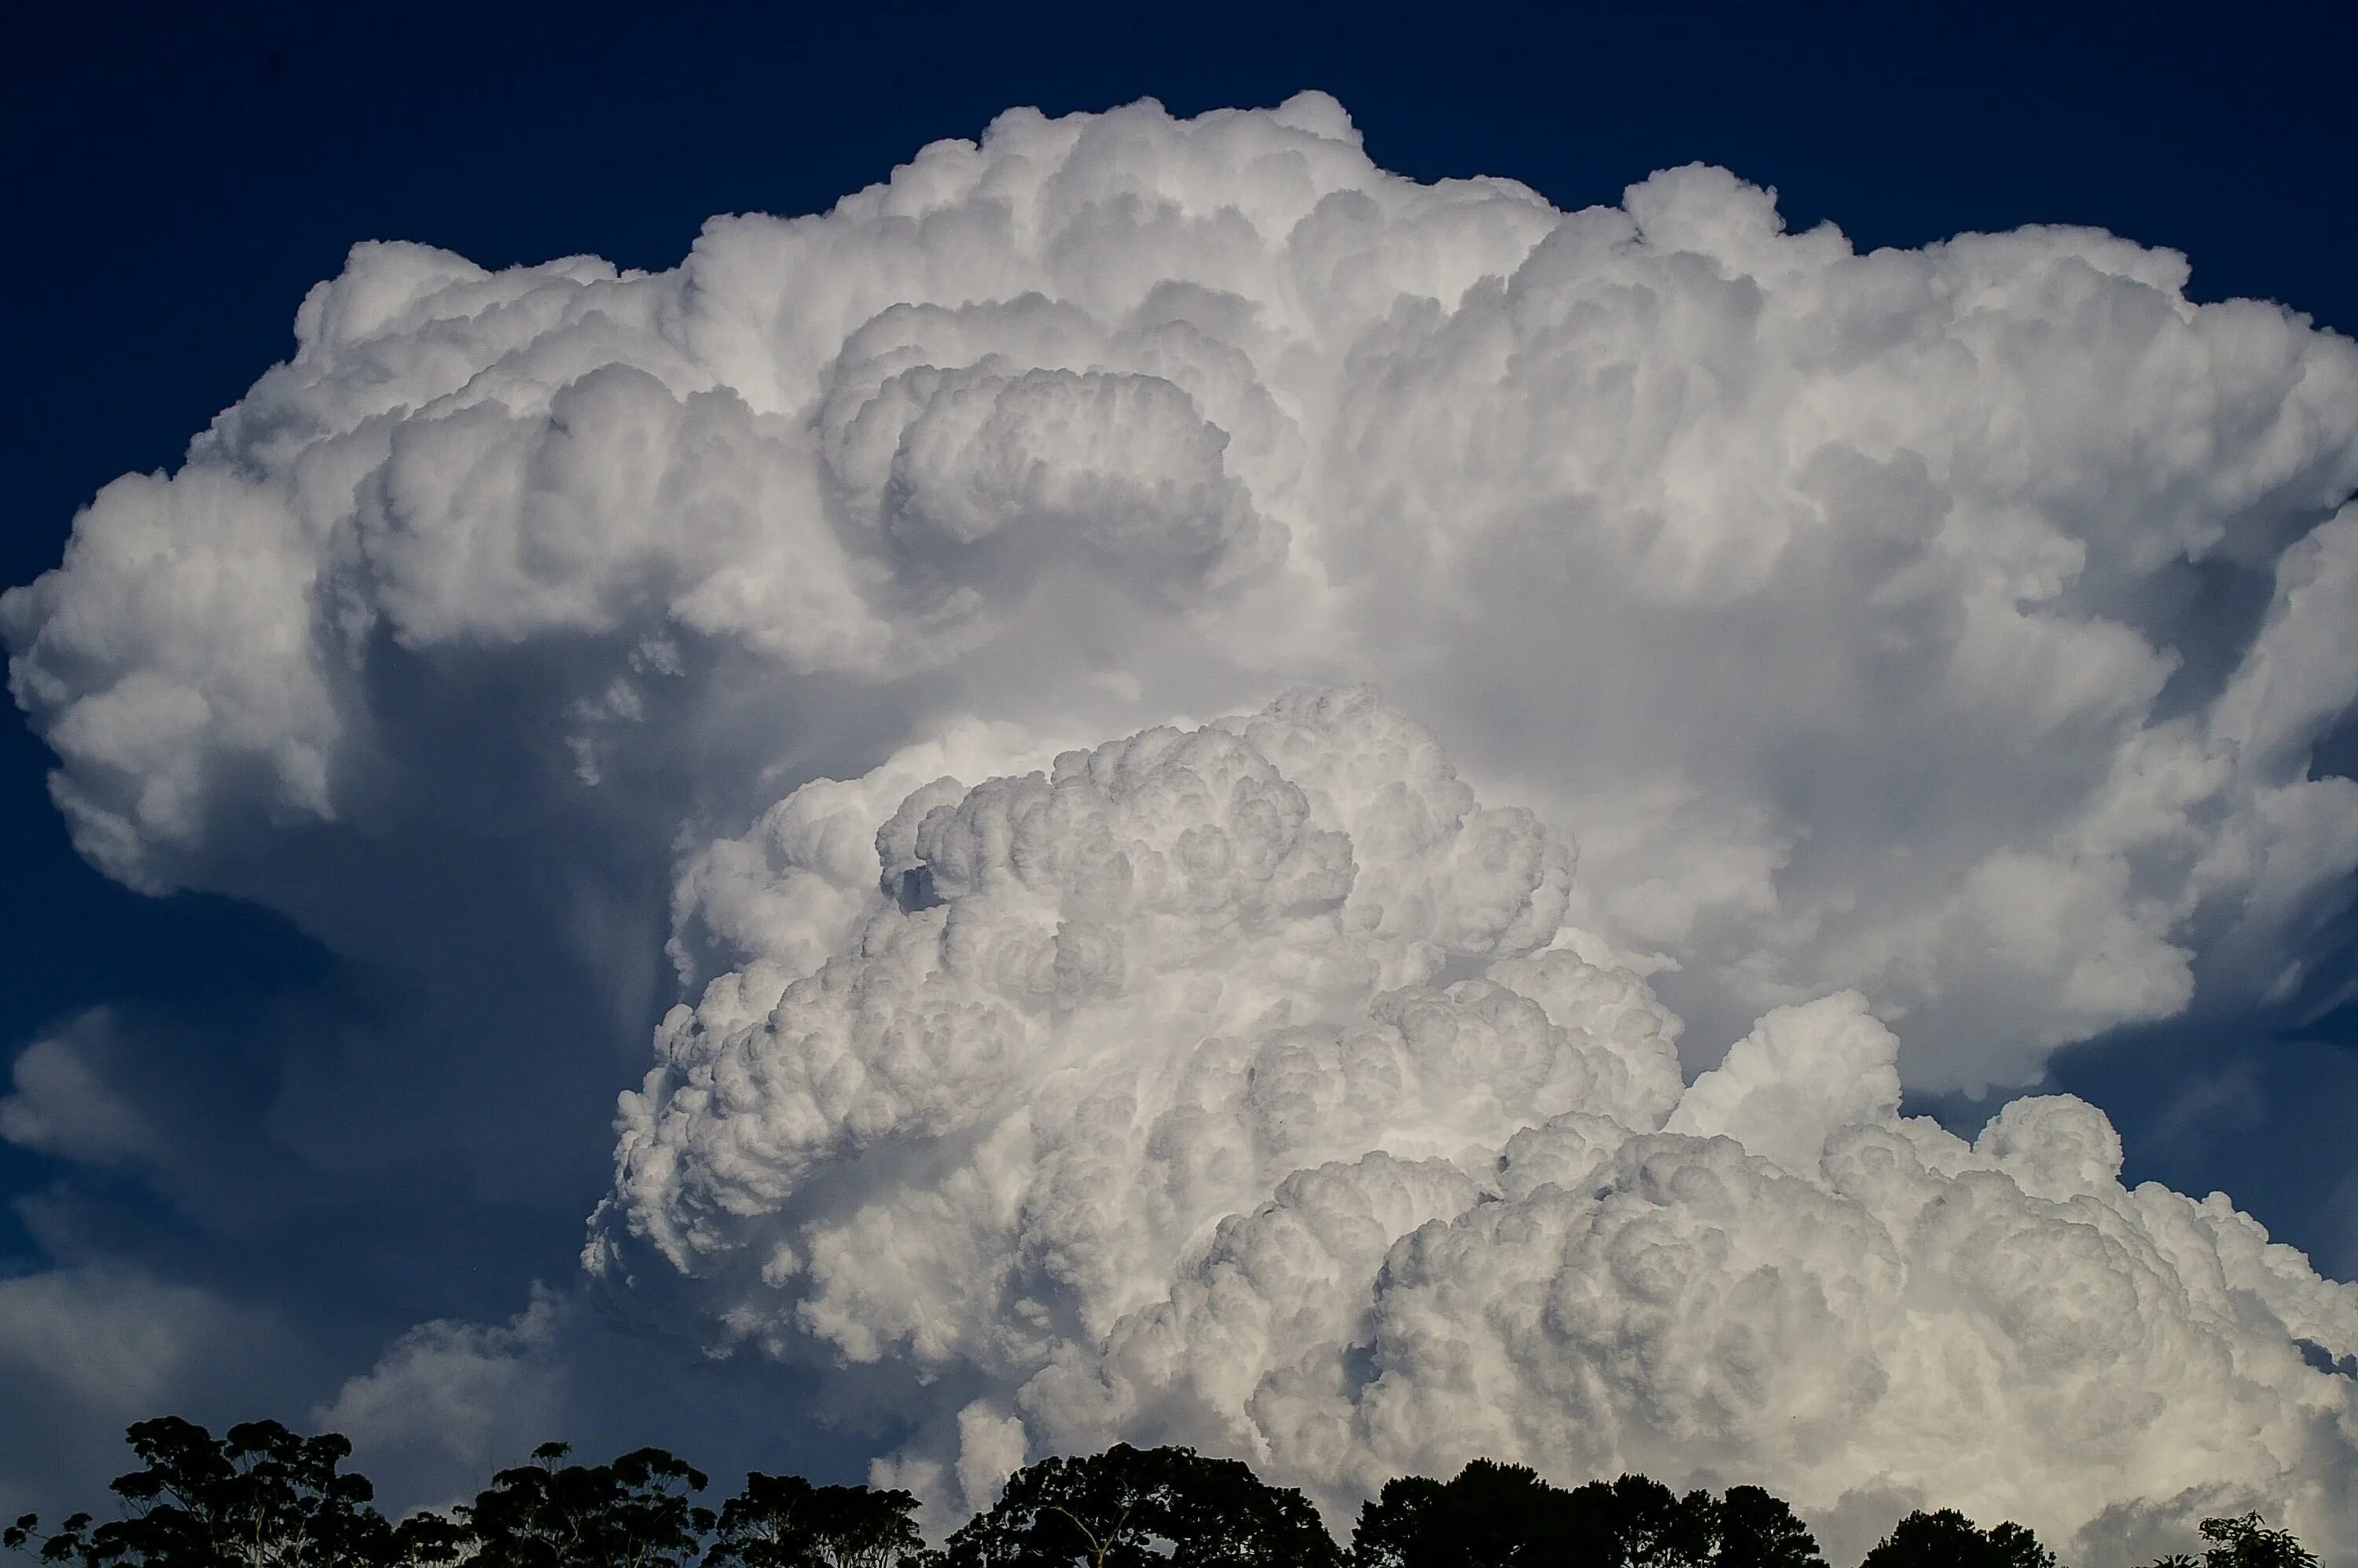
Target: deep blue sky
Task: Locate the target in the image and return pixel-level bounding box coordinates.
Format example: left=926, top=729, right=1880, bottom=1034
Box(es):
left=5, top=0, right=2356, bottom=1475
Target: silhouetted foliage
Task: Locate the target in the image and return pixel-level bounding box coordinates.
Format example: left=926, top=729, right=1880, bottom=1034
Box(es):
left=2183, top=1515, right=2319, bottom=1568
left=1713, top=1486, right=1826, bottom=1568
left=0, top=1417, right=396, bottom=1567
left=5, top=1415, right=2331, bottom=1568
left=706, top=1472, right=933, bottom=1568
left=1351, top=1460, right=1761, bottom=1568
left=1354, top=1459, right=1603, bottom=1567
left=945, top=1444, right=1340, bottom=1568
left=1860, top=1510, right=2053, bottom=1568
left=428, top=1442, right=714, bottom=1568
left=1572, top=1472, right=1720, bottom=1568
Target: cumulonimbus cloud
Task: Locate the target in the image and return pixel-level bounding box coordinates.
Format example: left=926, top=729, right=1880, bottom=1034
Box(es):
left=7, top=93, right=2358, bottom=1555
left=590, top=687, right=2358, bottom=1560
left=13, top=92, right=2358, bottom=1085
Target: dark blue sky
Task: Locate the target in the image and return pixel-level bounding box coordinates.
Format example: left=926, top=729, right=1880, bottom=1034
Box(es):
left=5, top=0, right=2356, bottom=1507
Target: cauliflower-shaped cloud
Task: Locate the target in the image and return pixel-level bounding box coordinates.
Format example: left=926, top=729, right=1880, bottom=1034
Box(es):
left=9, top=94, right=2357, bottom=1086
left=595, top=692, right=2358, bottom=1559
left=9, top=90, right=2358, bottom=1559
left=594, top=691, right=1625, bottom=1353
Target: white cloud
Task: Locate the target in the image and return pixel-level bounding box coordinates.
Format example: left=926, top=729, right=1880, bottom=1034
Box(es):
left=8, top=93, right=2358, bottom=1554
left=0, top=1011, right=163, bottom=1169
left=593, top=692, right=2358, bottom=1557
left=9, top=95, right=2356, bottom=1085
left=0, top=1265, right=257, bottom=1418
left=0, top=1008, right=303, bottom=1225
left=314, top=1287, right=568, bottom=1506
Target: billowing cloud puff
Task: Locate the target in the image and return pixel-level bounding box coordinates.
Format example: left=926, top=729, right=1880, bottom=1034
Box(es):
left=594, top=690, right=1648, bottom=1350
left=313, top=1287, right=569, bottom=1507
left=593, top=692, right=2358, bottom=1559
left=9, top=94, right=2357, bottom=1089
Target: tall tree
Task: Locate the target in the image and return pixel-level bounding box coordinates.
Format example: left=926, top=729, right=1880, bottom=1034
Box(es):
left=704, top=1473, right=933, bottom=1568
left=1712, top=1486, right=1824, bottom=1568
left=1860, top=1509, right=2055, bottom=1568
left=1349, top=1452, right=1773, bottom=1566
left=2187, top=1515, right=2319, bottom=1568
left=1353, top=1460, right=1604, bottom=1567
left=450, top=1442, right=714, bottom=1568
left=1567, top=1474, right=1719, bottom=1568
left=3, top=1418, right=395, bottom=1567
left=946, top=1445, right=1340, bottom=1568
left=1352, top=1462, right=1756, bottom=1568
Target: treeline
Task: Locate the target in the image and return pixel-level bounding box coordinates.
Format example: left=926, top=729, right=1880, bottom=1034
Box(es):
left=3, top=1416, right=2321, bottom=1568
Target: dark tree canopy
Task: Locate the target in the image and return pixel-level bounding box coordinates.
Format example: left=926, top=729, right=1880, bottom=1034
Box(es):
left=3, top=1416, right=2329, bottom=1568
left=442, top=1441, right=714, bottom=1568
left=2189, top=1514, right=2320, bottom=1568
left=1713, top=1486, right=1826, bottom=1568
left=1569, top=1473, right=1719, bottom=1568
left=1353, top=1459, right=1611, bottom=1567
left=1859, top=1510, right=2054, bottom=1568
left=1350, top=1460, right=1781, bottom=1568
left=707, top=1472, right=931, bottom=1568
left=946, top=1444, right=1341, bottom=1568
left=0, top=1417, right=398, bottom=1568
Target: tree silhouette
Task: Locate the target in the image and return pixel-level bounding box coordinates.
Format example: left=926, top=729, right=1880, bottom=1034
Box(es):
left=1713, top=1486, right=1825, bottom=1568
left=2, top=1417, right=397, bottom=1567
left=1860, top=1510, right=2054, bottom=1568
left=2186, top=1515, right=2318, bottom=1568
left=1568, top=1474, right=1719, bottom=1568
left=1355, top=1459, right=1581, bottom=1566
left=706, top=1472, right=934, bottom=1568
left=1352, top=1461, right=1766, bottom=1568
left=945, top=1445, right=1340, bottom=1568
left=13, top=1416, right=2316, bottom=1568
left=439, top=1442, right=714, bottom=1568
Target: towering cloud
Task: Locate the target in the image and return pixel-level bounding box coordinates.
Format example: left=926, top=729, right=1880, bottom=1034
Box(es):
left=593, top=689, right=2358, bottom=1559
left=7, top=94, right=2358, bottom=1555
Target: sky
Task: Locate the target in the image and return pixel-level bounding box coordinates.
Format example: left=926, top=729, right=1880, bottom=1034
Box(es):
left=5, top=0, right=2358, bottom=1559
